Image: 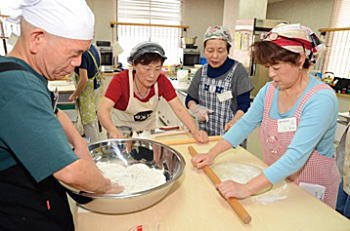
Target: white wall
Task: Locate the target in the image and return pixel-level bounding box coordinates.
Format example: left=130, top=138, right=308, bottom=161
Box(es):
left=267, top=0, right=335, bottom=35
left=223, top=0, right=239, bottom=34
left=182, top=0, right=224, bottom=54
left=222, top=0, right=239, bottom=58
left=86, top=0, right=116, bottom=42
left=239, top=0, right=268, bottom=19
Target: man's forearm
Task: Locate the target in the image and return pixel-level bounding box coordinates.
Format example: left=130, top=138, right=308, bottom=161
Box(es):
left=56, top=110, right=93, bottom=161
left=57, top=109, right=83, bottom=145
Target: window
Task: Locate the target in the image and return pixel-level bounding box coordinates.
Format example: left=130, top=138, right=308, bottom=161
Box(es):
left=117, top=0, right=183, bottom=66
left=321, top=0, right=350, bottom=78
left=0, top=1, right=20, bottom=56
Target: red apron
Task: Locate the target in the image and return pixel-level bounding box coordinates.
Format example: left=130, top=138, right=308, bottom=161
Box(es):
left=260, top=83, right=340, bottom=208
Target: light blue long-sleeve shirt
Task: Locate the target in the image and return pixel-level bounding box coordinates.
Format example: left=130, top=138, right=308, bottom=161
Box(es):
left=223, top=76, right=338, bottom=184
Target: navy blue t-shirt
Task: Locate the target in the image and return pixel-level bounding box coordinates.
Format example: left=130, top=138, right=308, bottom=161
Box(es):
left=75, top=44, right=101, bottom=79
left=75, top=44, right=101, bottom=89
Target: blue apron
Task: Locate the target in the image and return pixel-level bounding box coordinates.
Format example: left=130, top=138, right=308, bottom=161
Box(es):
left=198, top=63, right=238, bottom=136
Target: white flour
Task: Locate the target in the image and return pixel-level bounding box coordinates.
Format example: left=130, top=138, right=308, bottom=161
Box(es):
left=96, top=161, right=166, bottom=194
left=212, top=162, right=262, bottom=184
left=251, top=182, right=289, bottom=205
left=212, top=162, right=288, bottom=203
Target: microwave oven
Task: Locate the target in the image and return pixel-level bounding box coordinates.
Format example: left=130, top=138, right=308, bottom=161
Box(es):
left=97, top=41, right=113, bottom=72
left=183, top=49, right=200, bottom=66
left=100, top=47, right=113, bottom=66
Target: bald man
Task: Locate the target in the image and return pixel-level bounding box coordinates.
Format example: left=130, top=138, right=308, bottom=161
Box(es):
left=0, top=1, right=122, bottom=230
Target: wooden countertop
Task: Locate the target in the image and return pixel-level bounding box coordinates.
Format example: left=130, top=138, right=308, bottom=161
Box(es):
left=101, top=71, right=120, bottom=77
left=48, top=80, right=75, bottom=93
left=76, top=136, right=350, bottom=231
left=337, top=93, right=350, bottom=98
left=169, top=79, right=190, bottom=92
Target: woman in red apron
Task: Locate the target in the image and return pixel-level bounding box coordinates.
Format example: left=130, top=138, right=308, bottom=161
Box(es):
left=191, top=24, right=340, bottom=208
left=98, top=42, right=208, bottom=143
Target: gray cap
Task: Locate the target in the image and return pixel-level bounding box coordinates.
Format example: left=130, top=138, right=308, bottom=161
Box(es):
left=127, top=41, right=167, bottom=64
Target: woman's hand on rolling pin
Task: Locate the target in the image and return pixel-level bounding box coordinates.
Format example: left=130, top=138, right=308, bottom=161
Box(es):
left=192, top=129, right=209, bottom=143
left=191, top=153, right=215, bottom=168
left=216, top=180, right=252, bottom=199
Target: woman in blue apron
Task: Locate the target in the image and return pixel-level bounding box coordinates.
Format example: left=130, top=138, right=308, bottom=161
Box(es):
left=186, top=26, right=253, bottom=138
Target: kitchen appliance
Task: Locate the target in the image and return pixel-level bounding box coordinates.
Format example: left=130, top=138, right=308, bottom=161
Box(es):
left=181, top=36, right=198, bottom=48
left=232, top=18, right=288, bottom=96
left=62, top=138, right=185, bottom=214
left=96, top=40, right=113, bottom=72
left=181, top=34, right=200, bottom=66
left=183, top=48, right=200, bottom=66
left=331, top=77, right=350, bottom=93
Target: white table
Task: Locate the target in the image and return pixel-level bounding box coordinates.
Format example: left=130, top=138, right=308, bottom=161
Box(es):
left=75, top=134, right=350, bottom=231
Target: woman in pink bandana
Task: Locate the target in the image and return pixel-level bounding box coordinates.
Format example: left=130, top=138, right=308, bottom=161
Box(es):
left=191, top=24, right=340, bottom=208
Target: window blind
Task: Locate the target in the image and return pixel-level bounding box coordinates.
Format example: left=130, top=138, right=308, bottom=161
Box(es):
left=322, top=0, right=350, bottom=78
left=117, top=0, right=183, bottom=66
left=118, top=0, right=182, bottom=25
left=330, top=0, right=350, bottom=27
left=0, top=1, right=21, bottom=55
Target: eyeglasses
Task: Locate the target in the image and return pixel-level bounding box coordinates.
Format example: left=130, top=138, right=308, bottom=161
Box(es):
left=260, top=32, right=306, bottom=53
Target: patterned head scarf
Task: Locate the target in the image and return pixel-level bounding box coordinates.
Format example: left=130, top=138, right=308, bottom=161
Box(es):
left=203, top=25, right=233, bottom=45
left=261, top=23, right=324, bottom=63
left=7, top=0, right=94, bottom=40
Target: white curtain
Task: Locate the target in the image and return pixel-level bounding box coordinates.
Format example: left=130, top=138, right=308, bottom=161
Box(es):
left=117, top=0, right=183, bottom=66
left=322, top=0, right=350, bottom=78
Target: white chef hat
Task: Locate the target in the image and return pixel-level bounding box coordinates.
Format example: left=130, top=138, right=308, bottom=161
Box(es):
left=7, top=0, right=94, bottom=40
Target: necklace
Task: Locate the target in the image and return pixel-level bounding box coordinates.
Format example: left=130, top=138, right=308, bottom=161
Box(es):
left=134, top=78, right=150, bottom=99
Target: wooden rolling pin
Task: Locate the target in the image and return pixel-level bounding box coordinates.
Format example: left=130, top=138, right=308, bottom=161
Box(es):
left=152, top=130, right=189, bottom=138
left=188, top=146, right=252, bottom=224
left=161, top=135, right=221, bottom=146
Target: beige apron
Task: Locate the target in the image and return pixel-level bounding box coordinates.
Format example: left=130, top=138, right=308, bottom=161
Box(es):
left=113, top=70, right=159, bottom=131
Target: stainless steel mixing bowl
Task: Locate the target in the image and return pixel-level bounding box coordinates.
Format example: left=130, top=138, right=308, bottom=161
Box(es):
left=64, top=138, right=185, bottom=214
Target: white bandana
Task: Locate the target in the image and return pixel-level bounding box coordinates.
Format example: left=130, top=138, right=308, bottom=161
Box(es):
left=7, top=0, right=94, bottom=40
